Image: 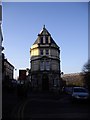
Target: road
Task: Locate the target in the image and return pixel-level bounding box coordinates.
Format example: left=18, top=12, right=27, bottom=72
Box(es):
left=2, top=89, right=90, bottom=120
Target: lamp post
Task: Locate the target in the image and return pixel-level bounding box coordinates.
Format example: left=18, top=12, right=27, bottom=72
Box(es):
left=15, top=68, right=17, bottom=80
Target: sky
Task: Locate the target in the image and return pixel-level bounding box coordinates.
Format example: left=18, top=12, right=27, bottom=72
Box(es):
left=2, top=2, right=88, bottom=78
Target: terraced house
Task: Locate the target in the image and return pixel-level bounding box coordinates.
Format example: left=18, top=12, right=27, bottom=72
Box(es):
left=30, top=25, right=61, bottom=92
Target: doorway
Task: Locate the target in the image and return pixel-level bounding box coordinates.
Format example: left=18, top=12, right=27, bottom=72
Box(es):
left=42, top=74, right=49, bottom=91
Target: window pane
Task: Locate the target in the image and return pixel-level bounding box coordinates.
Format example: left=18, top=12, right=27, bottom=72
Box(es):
left=40, top=50, right=43, bottom=55
left=43, top=36, right=45, bottom=43
left=46, top=61, right=50, bottom=70
left=46, top=50, right=49, bottom=55
left=46, top=37, right=48, bottom=44
left=40, top=61, right=44, bottom=71
left=41, top=37, right=43, bottom=44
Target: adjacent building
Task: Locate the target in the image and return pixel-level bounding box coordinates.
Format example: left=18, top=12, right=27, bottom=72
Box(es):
left=2, top=53, right=14, bottom=81
left=0, top=4, right=3, bottom=54
left=0, top=4, right=14, bottom=82
left=0, top=4, right=3, bottom=83
left=62, top=73, right=84, bottom=87
left=19, top=70, right=26, bottom=80
left=0, top=4, right=2, bottom=120
left=0, top=25, right=3, bottom=55
left=30, top=25, right=61, bottom=92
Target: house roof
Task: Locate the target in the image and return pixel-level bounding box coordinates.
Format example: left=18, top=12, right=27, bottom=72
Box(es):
left=33, top=25, right=59, bottom=48
left=4, top=59, right=14, bottom=68
left=39, top=25, right=51, bottom=36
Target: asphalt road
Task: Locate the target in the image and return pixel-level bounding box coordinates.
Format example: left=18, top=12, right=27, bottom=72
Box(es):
left=2, top=89, right=90, bottom=120
left=20, top=94, right=90, bottom=120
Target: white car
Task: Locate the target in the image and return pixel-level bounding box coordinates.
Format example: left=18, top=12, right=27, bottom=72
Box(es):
left=72, top=87, right=89, bottom=100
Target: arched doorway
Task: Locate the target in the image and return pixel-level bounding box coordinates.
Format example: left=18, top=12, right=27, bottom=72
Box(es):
left=42, top=74, right=49, bottom=91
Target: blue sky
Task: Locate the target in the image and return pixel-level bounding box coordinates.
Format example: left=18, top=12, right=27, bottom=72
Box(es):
left=2, top=2, right=88, bottom=78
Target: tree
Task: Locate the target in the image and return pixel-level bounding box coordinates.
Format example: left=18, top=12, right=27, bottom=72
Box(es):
left=82, top=59, right=90, bottom=92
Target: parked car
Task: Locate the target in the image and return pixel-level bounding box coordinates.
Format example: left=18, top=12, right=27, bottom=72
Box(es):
left=62, top=86, right=73, bottom=94
left=71, top=87, right=89, bottom=100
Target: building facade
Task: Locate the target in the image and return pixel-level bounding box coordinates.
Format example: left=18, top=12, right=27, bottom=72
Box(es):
left=30, top=25, right=61, bottom=92
left=19, top=70, right=26, bottom=80
left=2, top=53, right=14, bottom=81
left=0, top=4, right=3, bottom=83
left=0, top=4, right=2, bottom=119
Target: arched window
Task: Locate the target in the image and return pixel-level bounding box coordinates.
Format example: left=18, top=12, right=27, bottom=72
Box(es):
left=40, top=61, right=44, bottom=71
left=46, top=37, right=48, bottom=44
left=46, top=49, right=49, bottom=55
left=46, top=61, right=50, bottom=70
left=40, top=50, right=43, bottom=55
left=41, top=37, right=43, bottom=44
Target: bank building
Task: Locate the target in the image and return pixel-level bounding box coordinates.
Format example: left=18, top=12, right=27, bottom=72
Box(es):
left=30, top=25, right=62, bottom=92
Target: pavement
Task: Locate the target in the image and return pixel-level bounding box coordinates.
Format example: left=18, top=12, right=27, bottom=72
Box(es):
left=2, top=88, right=90, bottom=120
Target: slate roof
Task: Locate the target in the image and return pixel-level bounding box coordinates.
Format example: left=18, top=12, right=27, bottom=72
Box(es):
left=33, top=25, right=59, bottom=48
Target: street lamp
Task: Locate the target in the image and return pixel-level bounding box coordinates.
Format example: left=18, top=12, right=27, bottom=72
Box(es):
left=15, top=68, right=17, bottom=80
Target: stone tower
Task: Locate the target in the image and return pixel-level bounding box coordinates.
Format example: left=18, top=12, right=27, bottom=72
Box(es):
left=30, top=25, right=61, bottom=92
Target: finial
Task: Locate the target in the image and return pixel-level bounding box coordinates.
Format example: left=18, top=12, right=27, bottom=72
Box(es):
left=43, top=25, right=45, bottom=29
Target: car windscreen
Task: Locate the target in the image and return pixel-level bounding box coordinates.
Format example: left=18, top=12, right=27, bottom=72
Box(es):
left=74, top=88, right=88, bottom=92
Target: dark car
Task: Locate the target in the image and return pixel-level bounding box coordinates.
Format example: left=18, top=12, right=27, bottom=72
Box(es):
left=62, top=86, right=73, bottom=94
